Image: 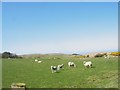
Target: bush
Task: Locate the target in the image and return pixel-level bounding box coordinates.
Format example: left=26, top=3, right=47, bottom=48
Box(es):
left=111, top=52, right=120, bottom=56
left=94, top=53, right=107, bottom=58
left=2, top=52, right=22, bottom=58
left=86, top=55, right=89, bottom=57
left=72, top=53, right=79, bottom=55
left=74, top=55, right=85, bottom=58
left=95, top=54, right=104, bottom=58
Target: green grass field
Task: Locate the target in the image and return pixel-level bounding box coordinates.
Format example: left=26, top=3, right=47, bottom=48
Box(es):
left=2, top=56, right=118, bottom=88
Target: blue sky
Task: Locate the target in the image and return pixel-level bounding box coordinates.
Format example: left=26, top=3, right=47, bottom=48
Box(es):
left=2, top=2, right=118, bottom=55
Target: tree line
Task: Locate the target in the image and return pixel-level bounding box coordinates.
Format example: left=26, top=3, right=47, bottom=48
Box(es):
left=1, top=52, right=22, bottom=58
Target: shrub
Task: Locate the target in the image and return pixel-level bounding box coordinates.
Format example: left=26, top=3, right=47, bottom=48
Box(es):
left=2, top=52, right=22, bottom=58
left=111, top=52, right=120, bottom=56
left=95, top=54, right=104, bottom=58
left=72, top=53, right=79, bottom=55
left=86, top=55, right=89, bottom=57
left=74, top=55, right=85, bottom=58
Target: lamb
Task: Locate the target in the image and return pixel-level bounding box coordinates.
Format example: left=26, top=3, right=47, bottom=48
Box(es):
left=35, top=59, right=38, bottom=62
left=104, top=55, right=110, bottom=59
left=104, top=55, right=107, bottom=59
left=68, top=62, right=76, bottom=67
left=57, top=64, right=64, bottom=70
left=38, top=60, right=42, bottom=63
left=83, top=61, right=92, bottom=68
left=51, top=66, right=58, bottom=73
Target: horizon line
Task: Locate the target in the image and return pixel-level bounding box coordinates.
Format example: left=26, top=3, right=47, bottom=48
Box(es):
left=1, top=49, right=118, bottom=55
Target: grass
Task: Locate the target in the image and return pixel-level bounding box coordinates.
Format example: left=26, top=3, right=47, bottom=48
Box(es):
left=2, top=56, right=118, bottom=88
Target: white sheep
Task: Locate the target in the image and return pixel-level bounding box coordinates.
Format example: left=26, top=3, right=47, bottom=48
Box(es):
left=83, top=61, right=92, bottom=68
left=57, top=64, right=64, bottom=70
left=35, top=59, right=38, bottom=62
left=104, top=55, right=107, bottom=59
left=104, top=55, right=110, bottom=59
left=68, top=62, right=76, bottom=67
left=51, top=66, right=58, bottom=73
left=38, top=60, right=42, bottom=63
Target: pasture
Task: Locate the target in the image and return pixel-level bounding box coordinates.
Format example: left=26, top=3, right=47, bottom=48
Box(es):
left=2, top=56, right=118, bottom=88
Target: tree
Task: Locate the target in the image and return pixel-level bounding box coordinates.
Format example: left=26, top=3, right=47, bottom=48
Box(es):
left=72, top=53, right=79, bottom=55
left=2, top=52, right=11, bottom=58
left=2, top=52, right=22, bottom=58
left=86, top=55, right=89, bottom=57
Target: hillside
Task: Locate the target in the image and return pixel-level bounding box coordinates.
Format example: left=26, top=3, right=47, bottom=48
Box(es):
left=20, top=53, right=71, bottom=59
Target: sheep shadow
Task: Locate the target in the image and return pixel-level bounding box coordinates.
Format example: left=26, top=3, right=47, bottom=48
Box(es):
left=57, top=69, right=65, bottom=73
left=56, top=70, right=62, bottom=73
left=56, top=71, right=60, bottom=73
left=83, top=66, right=96, bottom=70
left=91, top=66, right=96, bottom=68
left=51, top=71, right=60, bottom=73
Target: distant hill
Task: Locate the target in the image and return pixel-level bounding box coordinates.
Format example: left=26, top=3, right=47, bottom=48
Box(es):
left=2, top=51, right=118, bottom=59
left=84, top=52, right=111, bottom=58
left=20, top=54, right=44, bottom=58
left=20, top=53, right=71, bottom=58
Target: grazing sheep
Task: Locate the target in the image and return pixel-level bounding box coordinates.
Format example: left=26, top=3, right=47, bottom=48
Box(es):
left=83, top=61, right=92, bottom=68
left=38, top=60, right=42, bottom=63
left=51, top=66, right=58, bottom=73
left=35, top=59, right=38, bottom=62
left=68, top=62, right=76, bottom=67
left=57, top=64, right=64, bottom=70
left=104, top=55, right=107, bottom=59
left=104, top=55, right=110, bottom=59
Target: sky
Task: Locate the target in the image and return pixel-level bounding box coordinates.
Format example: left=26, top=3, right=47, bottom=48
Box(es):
left=2, top=2, right=118, bottom=55
left=1, top=0, right=119, bottom=2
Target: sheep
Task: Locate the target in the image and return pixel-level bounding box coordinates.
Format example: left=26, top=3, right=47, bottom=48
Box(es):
left=104, top=55, right=110, bottom=59
left=51, top=66, right=58, bottom=73
left=68, top=62, right=76, bottom=67
left=35, top=59, right=38, bottom=62
left=38, top=60, right=42, bottom=63
left=57, top=64, right=64, bottom=70
left=104, top=55, right=107, bottom=59
left=83, top=61, right=92, bottom=68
